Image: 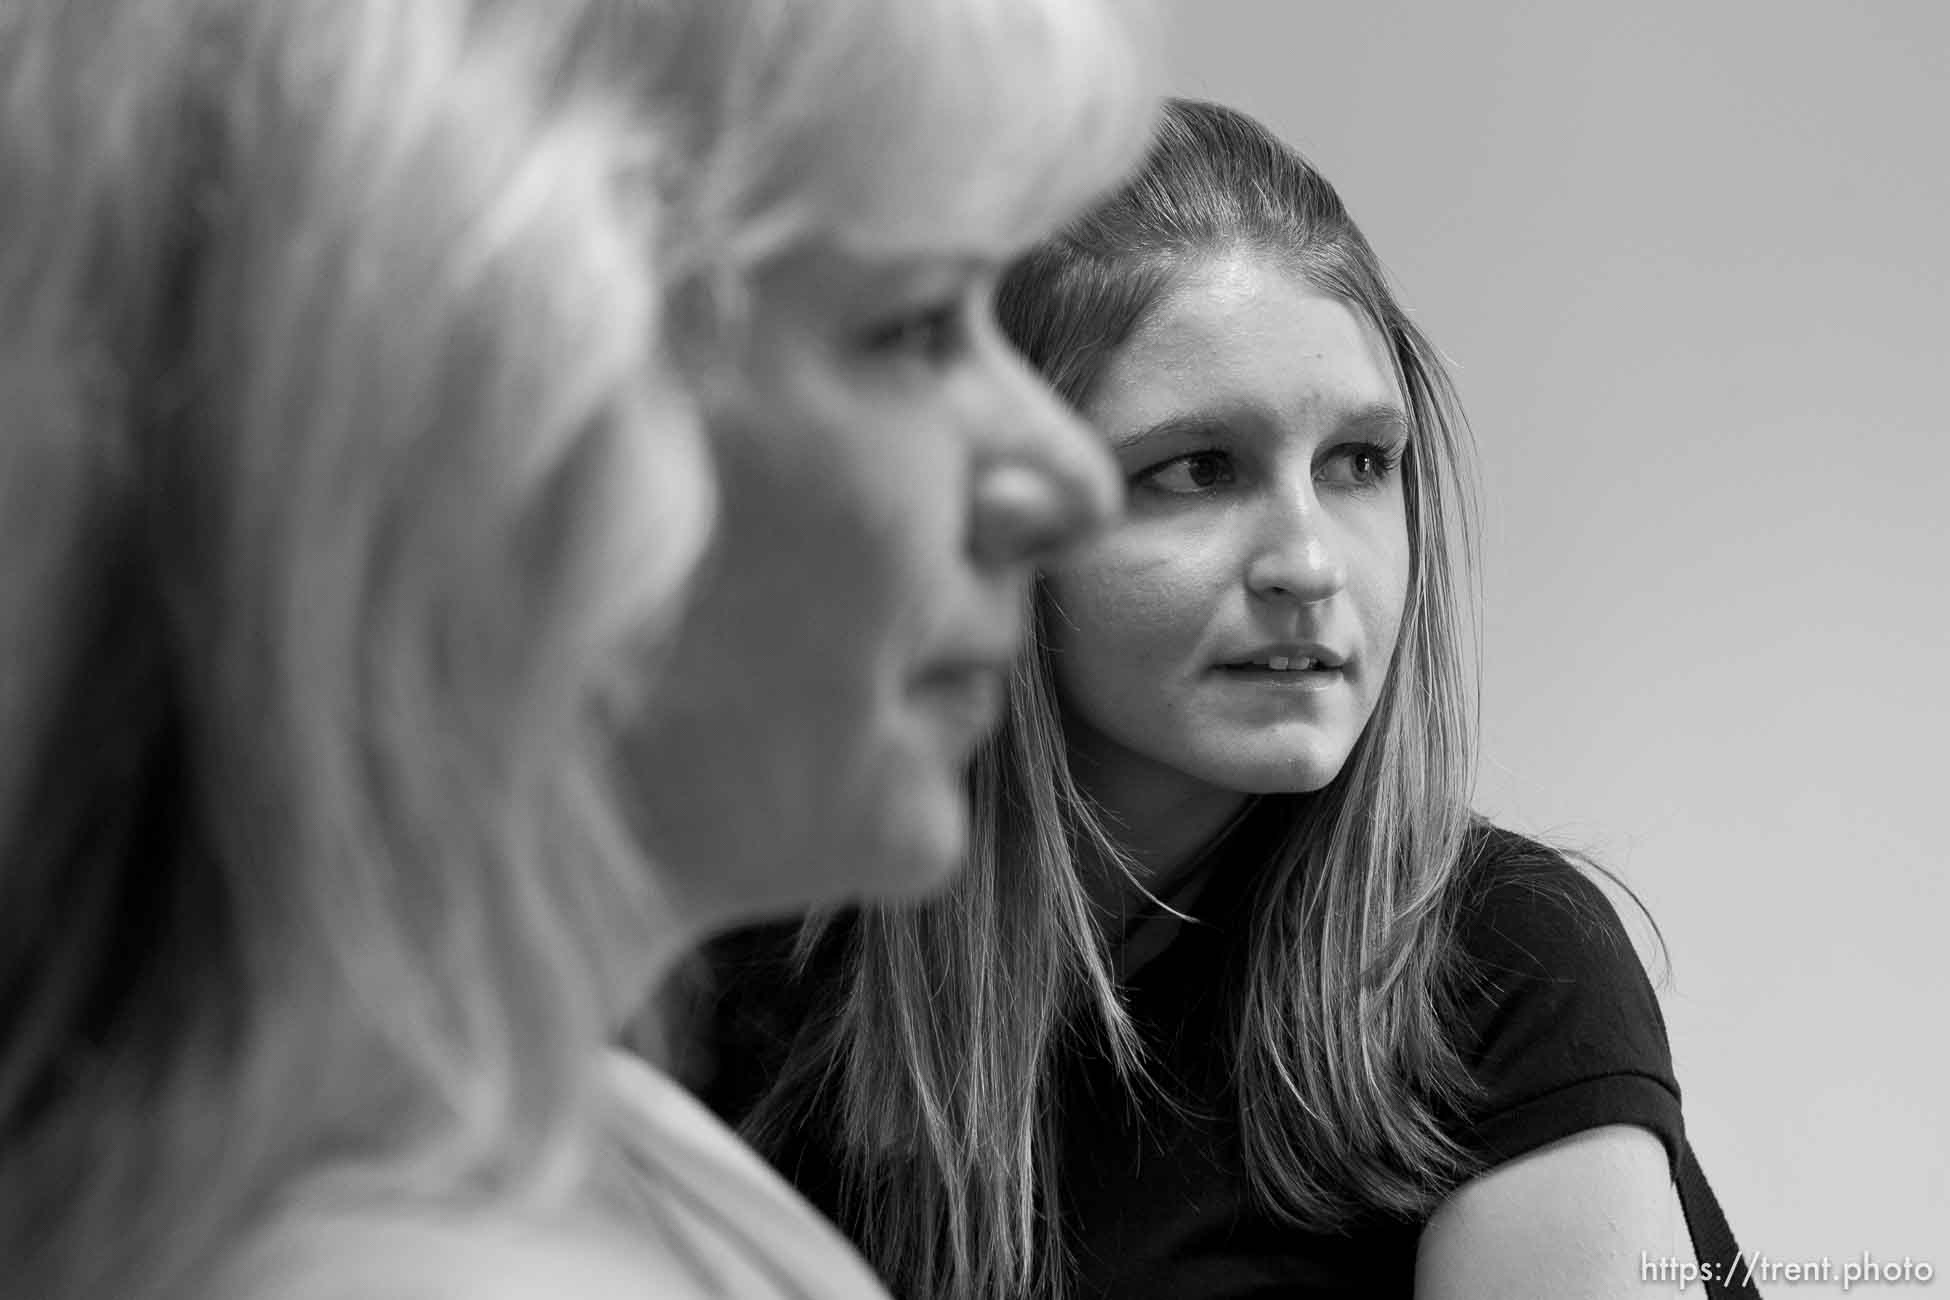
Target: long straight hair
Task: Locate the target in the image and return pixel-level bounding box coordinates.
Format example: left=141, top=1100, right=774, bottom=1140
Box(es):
left=740, top=99, right=1487, bottom=1298
left=0, top=2, right=703, bottom=1296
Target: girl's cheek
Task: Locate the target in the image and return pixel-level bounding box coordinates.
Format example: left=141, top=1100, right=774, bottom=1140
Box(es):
left=1056, top=555, right=1217, bottom=661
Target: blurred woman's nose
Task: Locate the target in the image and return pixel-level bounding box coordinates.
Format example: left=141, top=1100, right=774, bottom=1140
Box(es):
left=967, top=354, right=1122, bottom=568
left=1244, top=477, right=1347, bottom=604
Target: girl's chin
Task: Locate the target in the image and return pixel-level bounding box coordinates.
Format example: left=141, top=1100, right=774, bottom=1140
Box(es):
left=1195, top=747, right=1355, bottom=796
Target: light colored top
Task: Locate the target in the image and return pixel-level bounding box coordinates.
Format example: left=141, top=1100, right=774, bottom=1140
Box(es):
left=212, top=1052, right=891, bottom=1300
left=593, top=1048, right=893, bottom=1299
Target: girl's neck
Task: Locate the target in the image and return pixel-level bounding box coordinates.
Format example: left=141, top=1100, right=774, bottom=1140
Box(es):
left=1065, top=736, right=1251, bottom=914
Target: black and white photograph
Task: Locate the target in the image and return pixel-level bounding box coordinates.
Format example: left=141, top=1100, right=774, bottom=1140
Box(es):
left=3, top=2, right=1942, bottom=1298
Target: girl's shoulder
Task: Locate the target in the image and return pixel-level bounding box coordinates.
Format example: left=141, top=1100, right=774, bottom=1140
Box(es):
left=1453, top=821, right=1647, bottom=971
left=1442, top=819, right=1682, bottom=1170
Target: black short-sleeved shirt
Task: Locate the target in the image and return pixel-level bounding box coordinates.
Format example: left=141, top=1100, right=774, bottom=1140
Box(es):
left=701, top=817, right=1685, bottom=1300
left=1050, top=818, right=1683, bottom=1299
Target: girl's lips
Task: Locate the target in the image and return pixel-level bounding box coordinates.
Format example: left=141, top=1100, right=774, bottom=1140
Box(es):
left=1214, top=663, right=1344, bottom=689
left=1219, top=641, right=1349, bottom=672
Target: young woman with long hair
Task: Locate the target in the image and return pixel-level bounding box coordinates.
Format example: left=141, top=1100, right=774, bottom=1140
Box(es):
left=708, top=98, right=1751, bottom=1300
left=0, top=0, right=1155, bottom=1295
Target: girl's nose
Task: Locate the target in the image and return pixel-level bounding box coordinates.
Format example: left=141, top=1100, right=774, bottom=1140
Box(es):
left=1243, top=486, right=1347, bottom=604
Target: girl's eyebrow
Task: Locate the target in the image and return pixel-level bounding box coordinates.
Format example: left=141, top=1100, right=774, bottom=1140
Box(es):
left=1111, top=400, right=1411, bottom=453
left=1109, top=411, right=1235, bottom=452
left=1340, top=402, right=1413, bottom=441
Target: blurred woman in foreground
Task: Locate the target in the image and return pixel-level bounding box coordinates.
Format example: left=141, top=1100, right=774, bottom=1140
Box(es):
left=0, top=0, right=1154, bottom=1296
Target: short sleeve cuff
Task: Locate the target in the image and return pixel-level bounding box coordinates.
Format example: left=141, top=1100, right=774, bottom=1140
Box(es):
left=1461, top=1070, right=1686, bottom=1176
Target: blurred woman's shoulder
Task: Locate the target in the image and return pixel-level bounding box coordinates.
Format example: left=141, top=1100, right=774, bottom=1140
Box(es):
left=593, top=1048, right=890, bottom=1298
left=211, top=1202, right=708, bottom=1300
left=206, top=1053, right=891, bottom=1300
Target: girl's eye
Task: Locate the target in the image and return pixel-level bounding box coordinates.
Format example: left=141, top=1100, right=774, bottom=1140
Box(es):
left=860, top=302, right=967, bottom=367
left=1317, top=441, right=1403, bottom=490
left=1135, top=450, right=1235, bottom=495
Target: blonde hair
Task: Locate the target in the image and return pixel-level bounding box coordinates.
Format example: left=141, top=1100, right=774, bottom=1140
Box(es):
left=586, top=0, right=1158, bottom=353
left=738, top=100, right=1487, bottom=1298
left=600, top=0, right=1159, bottom=1061
left=0, top=0, right=707, bottom=1296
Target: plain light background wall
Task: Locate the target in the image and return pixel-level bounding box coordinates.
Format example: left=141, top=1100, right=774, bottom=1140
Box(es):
left=1165, top=1, right=1947, bottom=1289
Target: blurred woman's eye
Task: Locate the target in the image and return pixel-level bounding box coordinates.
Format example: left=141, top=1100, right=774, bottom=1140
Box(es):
left=1316, top=441, right=1403, bottom=491
left=1134, top=450, right=1235, bottom=495
left=860, top=301, right=968, bottom=367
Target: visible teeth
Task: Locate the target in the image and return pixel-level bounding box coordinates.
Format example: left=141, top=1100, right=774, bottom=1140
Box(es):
left=1257, top=656, right=1320, bottom=671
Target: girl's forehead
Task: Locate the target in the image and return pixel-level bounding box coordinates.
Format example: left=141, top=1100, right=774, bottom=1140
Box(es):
left=1145, top=257, right=1392, bottom=361
left=1090, top=260, right=1408, bottom=431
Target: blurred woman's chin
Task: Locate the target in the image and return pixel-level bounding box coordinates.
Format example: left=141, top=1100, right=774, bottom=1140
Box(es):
left=873, top=797, right=972, bottom=901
